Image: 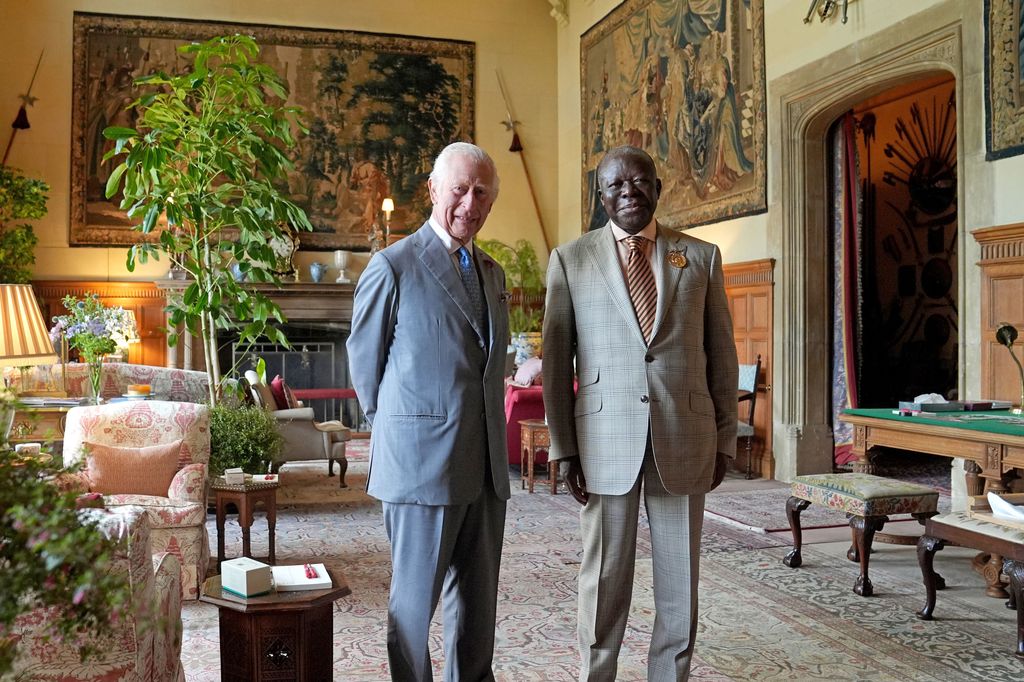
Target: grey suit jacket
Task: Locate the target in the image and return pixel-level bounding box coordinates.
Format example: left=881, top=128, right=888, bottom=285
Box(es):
left=542, top=222, right=738, bottom=496
left=347, top=223, right=512, bottom=505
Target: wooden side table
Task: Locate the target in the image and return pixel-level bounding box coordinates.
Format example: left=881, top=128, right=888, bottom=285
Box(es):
left=201, top=570, right=351, bottom=681
left=519, top=418, right=558, bottom=494
left=212, top=480, right=279, bottom=568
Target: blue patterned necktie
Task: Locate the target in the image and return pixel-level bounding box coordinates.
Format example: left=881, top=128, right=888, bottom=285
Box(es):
left=457, top=246, right=488, bottom=342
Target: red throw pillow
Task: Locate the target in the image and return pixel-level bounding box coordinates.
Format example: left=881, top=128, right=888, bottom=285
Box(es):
left=85, top=439, right=183, bottom=497
left=270, top=375, right=290, bottom=410
left=282, top=382, right=301, bottom=409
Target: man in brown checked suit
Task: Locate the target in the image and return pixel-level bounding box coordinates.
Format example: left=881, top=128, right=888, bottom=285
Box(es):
left=542, top=145, right=738, bottom=681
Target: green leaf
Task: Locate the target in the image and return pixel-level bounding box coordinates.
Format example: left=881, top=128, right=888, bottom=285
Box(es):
left=104, top=164, right=127, bottom=200
left=101, top=126, right=136, bottom=140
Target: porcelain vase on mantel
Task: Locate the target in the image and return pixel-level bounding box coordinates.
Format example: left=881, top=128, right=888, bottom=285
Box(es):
left=512, top=332, right=542, bottom=367
left=334, top=250, right=351, bottom=283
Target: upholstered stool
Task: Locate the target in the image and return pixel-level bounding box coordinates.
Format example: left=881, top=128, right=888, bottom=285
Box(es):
left=916, top=511, right=1024, bottom=657
left=782, top=472, right=940, bottom=596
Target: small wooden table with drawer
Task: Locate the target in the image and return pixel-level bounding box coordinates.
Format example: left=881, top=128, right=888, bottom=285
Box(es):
left=519, top=418, right=558, bottom=494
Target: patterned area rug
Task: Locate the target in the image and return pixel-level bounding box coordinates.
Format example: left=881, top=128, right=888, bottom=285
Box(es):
left=183, top=475, right=1020, bottom=681
left=274, top=440, right=370, bottom=505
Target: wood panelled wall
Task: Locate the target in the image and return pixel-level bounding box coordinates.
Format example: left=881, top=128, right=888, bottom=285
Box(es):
left=31, top=280, right=166, bottom=367
left=974, top=224, right=1024, bottom=403
left=725, top=258, right=774, bottom=479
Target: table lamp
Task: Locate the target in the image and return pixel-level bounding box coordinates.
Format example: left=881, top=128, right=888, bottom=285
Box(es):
left=995, top=322, right=1024, bottom=415
left=381, top=197, right=395, bottom=245
left=0, top=284, right=60, bottom=439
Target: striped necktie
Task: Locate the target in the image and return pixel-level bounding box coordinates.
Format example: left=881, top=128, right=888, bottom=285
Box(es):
left=457, top=246, right=488, bottom=342
left=625, top=235, right=656, bottom=343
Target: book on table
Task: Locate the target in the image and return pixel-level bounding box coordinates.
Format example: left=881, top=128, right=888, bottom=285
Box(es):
left=271, top=563, right=331, bottom=591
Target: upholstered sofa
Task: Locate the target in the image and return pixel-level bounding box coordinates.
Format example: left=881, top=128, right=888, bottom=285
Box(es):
left=5, top=361, right=211, bottom=403
left=62, top=400, right=211, bottom=600
left=10, top=505, right=184, bottom=681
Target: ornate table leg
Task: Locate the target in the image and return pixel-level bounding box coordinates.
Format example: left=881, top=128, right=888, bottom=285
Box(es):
left=916, top=534, right=947, bottom=620
left=964, top=460, right=983, bottom=497
left=1002, top=559, right=1024, bottom=658
left=783, top=497, right=810, bottom=568
left=267, top=494, right=277, bottom=565
left=850, top=515, right=886, bottom=596
left=216, top=494, right=227, bottom=569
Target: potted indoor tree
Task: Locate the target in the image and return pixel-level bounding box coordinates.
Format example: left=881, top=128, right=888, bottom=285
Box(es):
left=477, top=238, right=545, bottom=364
left=102, top=34, right=313, bottom=405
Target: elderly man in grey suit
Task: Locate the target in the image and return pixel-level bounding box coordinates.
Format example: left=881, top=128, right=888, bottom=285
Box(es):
left=347, top=142, right=511, bottom=681
left=543, top=145, right=738, bottom=681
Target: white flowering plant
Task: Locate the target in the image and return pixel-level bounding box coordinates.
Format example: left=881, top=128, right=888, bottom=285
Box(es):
left=49, top=294, right=134, bottom=364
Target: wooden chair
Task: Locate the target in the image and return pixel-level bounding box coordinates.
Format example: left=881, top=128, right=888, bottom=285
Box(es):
left=737, top=354, right=762, bottom=479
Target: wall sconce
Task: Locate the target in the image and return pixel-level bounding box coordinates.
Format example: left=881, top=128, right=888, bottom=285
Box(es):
left=995, top=322, right=1024, bottom=415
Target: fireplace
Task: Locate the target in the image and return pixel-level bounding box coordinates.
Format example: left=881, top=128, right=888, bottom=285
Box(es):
left=157, top=281, right=359, bottom=423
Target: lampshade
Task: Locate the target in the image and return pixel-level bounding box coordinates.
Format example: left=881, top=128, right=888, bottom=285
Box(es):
left=0, top=284, right=58, bottom=369
left=381, top=197, right=395, bottom=214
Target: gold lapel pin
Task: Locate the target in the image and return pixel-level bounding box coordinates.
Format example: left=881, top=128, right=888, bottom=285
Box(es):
left=667, top=250, right=687, bottom=269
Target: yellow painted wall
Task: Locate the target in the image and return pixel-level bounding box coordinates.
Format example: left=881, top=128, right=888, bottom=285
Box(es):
left=0, top=0, right=558, bottom=280
left=556, top=0, right=1024, bottom=264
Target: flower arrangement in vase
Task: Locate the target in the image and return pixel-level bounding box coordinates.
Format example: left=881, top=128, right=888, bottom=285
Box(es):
left=49, top=295, right=135, bottom=403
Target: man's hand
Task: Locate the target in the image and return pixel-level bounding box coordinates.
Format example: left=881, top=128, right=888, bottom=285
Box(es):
left=564, top=457, right=589, bottom=505
left=710, top=451, right=729, bottom=491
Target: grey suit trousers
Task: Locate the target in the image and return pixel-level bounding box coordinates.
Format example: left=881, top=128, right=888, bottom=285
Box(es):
left=383, top=484, right=506, bottom=682
left=578, top=451, right=705, bottom=682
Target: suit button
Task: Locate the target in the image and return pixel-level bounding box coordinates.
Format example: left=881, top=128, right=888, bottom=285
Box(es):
left=644, top=354, right=654, bottom=363
left=640, top=395, right=649, bottom=404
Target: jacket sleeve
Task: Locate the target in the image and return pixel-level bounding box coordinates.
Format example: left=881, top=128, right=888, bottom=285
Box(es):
left=704, top=244, right=739, bottom=458
left=541, top=248, right=579, bottom=462
left=346, top=253, right=398, bottom=426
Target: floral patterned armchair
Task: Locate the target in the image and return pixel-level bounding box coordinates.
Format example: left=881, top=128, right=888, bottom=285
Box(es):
left=10, top=505, right=184, bottom=681
left=62, top=400, right=211, bottom=600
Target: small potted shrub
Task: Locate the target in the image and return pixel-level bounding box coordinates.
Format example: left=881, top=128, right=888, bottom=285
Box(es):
left=208, top=403, right=283, bottom=477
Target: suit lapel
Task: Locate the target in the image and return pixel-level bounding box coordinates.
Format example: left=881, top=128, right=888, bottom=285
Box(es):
left=415, top=224, right=488, bottom=345
left=587, top=223, right=647, bottom=346
left=651, top=223, right=686, bottom=342
left=478, top=250, right=502, bottom=353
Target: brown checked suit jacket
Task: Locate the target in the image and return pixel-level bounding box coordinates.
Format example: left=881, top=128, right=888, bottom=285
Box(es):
left=542, top=222, right=738, bottom=496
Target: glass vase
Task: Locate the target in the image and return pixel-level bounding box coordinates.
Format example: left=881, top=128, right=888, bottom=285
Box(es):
left=88, top=359, right=104, bottom=405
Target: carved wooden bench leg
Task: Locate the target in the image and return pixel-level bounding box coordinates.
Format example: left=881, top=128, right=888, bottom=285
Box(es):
left=1003, top=559, right=1024, bottom=657
left=916, top=534, right=947, bottom=620
left=850, top=514, right=887, bottom=596
left=783, top=496, right=811, bottom=568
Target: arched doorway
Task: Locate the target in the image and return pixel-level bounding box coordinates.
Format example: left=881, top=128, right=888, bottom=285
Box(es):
left=767, top=11, right=969, bottom=481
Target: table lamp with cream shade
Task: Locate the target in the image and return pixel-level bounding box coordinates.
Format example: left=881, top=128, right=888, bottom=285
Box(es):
left=0, top=284, right=60, bottom=439
left=382, top=197, right=394, bottom=244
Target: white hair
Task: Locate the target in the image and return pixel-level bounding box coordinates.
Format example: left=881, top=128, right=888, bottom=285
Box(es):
left=429, top=142, right=500, bottom=196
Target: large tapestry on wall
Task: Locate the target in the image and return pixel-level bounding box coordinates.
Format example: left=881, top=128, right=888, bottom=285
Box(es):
left=580, top=0, right=766, bottom=231
left=984, top=0, right=1024, bottom=160
left=71, top=12, right=474, bottom=249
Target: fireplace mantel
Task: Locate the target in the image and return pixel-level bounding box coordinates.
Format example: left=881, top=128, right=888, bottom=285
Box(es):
left=155, top=280, right=356, bottom=370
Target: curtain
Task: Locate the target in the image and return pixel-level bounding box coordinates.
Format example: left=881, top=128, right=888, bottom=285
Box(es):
left=831, top=112, right=863, bottom=467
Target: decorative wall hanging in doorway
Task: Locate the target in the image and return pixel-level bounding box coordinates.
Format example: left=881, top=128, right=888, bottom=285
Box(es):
left=580, top=0, right=767, bottom=231
left=70, top=12, right=474, bottom=249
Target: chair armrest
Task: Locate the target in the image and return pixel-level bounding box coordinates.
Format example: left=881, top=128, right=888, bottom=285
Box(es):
left=313, top=420, right=349, bottom=434
left=271, top=407, right=316, bottom=421
left=169, top=462, right=207, bottom=502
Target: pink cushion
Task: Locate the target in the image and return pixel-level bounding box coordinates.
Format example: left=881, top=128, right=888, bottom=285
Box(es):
left=85, top=439, right=183, bottom=497
left=513, top=357, right=543, bottom=386
left=270, top=375, right=289, bottom=410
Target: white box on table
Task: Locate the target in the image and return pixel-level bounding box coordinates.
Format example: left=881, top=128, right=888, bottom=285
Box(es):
left=221, top=557, right=272, bottom=597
